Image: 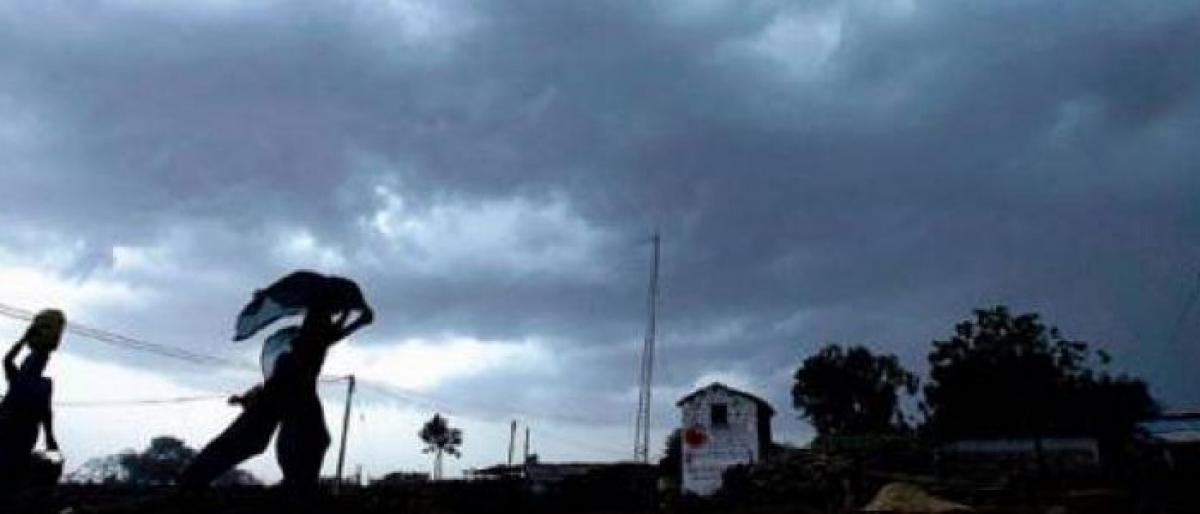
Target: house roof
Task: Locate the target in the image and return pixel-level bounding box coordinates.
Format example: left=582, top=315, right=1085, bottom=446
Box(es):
left=676, top=382, right=775, bottom=416
left=1139, top=412, right=1200, bottom=444
left=1154, top=410, right=1200, bottom=421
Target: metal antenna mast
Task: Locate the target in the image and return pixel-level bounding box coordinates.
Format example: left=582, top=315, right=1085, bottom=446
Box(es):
left=633, top=232, right=661, bottom=463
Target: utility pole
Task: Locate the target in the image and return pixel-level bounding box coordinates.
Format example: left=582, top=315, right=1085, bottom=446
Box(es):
left=334, top=374, right=356, bottom=494
left=523, top=426, right=530, bottom=464
left=508, top=420, right=517, bottom=467
left=633, top=232, right=661, bottom=463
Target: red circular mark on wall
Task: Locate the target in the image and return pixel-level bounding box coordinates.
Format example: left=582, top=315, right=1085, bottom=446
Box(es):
left=684, top=427, right=708, bottom=447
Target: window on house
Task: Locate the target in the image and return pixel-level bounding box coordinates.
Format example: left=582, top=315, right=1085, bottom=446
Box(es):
left=711, top=403, right=729, bottom=427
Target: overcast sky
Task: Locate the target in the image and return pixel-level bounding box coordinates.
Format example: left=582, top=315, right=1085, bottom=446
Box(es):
left=1, top=0, right=1198, bottom=482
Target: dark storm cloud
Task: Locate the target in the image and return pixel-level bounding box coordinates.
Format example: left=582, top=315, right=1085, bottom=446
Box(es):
left=2, top=0, right=1199, bottom=441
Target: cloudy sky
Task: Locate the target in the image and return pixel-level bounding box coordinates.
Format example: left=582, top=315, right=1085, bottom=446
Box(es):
left=1, top=0, right=1198, bottom=482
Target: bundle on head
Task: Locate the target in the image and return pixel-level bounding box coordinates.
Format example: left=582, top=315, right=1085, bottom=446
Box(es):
left=25, top=309, right=66, bottom=353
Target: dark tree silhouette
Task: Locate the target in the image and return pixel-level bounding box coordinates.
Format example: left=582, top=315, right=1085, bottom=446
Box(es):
left=118, top=436, right=195, bottom=486
left=792, top=344, right=918, bottom=437
left=922, top=306, right=1158, bottom=442
left=70, top=436, right=258, bottom=486
left=68, top=455, right=125, bottom=484
left=658, top=428, right=681, bottom=482
left=419, top=413, right=462, bottom=480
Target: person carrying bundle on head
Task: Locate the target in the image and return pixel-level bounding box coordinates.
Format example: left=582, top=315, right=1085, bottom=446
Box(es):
left=0, top=309, right=64, bottom=492
left=180, top=271, right=372, bottom=493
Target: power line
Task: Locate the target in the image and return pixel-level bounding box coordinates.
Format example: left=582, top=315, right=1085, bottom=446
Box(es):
left=357, top=381, right=629, bottom=459
left=0, top=302, right=255, bottom=373
left=356, top=379, right=622, bottom=428
left=534, top=425, right=630, bottom=459
left=0, top=301, right=626, bottom=423
left=1, top=301, right=619, bottom=427
left=56, top=394, right=229, bottom=407
left=0, top=302, right=357, bottom=385
left=0, top=301, right=638, bottom=460
left=0, top=393, right=229, bottom=408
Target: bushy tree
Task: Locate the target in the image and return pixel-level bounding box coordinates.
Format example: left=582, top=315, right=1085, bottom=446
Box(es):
left=419, top=413, right=462, bottom=480
left=792, top=344, right=918, bottom=437
left=117, top=436, right=195, bottom=485
left=66, top=435, right=257, bottom=486
left=66, top=455, right=127, bottom=484
left=922, top=306, right=1157, bottom=442
left=658, top=429, right=682, bottom=482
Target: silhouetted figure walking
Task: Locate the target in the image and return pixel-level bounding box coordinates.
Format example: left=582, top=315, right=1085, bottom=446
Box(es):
left=180, top=271, right=372, bottom=492
left=0, top=310, right=63, bottom=493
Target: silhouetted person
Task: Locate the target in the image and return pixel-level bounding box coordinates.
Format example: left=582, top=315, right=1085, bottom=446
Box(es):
left=180, top=272, right=372, bottom=492
left=0, top=310, right=63, bottom=493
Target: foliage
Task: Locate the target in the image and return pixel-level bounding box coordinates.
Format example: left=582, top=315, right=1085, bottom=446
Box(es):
left=66, top=435, right=258, bottom=487
left=717, top=448, right=854, bottom=510
left=792, top=344, right=918, bottom=437
left=658, top=428, right=682, bottom=482
left=213, top=468, right=262, bottom=487
left=419, top=413, right=463, bottom=479
left=419, top=413, right=463, bottom=458
left=67, top=455, right=128, bottom=484
left=117, top=436, right=195, bottom=486
left=922, top=306, right=1158, bottom=440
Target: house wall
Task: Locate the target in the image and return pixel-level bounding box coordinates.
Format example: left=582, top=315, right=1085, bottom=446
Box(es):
left=680, top=389, right=762, bottom=496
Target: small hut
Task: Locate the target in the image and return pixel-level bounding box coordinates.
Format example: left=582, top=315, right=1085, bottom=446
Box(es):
left=677, top=382, right=774, bottom=496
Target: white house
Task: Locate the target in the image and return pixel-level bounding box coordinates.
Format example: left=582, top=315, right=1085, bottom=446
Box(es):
left=677, top=382, right=774, bottom=496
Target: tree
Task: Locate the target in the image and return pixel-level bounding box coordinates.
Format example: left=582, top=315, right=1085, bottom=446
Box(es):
left=658, top=428, right=682, bottom=482
left=922, top=306, right=1157, bottom=443
left=117, top=436, right=195, bottom=485
left=66, top=435, right=258, bottom=486
left=68, top=455, right=127, bottom=484
left=419, top=413, right=462, bottom=480
left=212, top=468, right=262, bottom=487
left=792, top=344, right=918, bottom=437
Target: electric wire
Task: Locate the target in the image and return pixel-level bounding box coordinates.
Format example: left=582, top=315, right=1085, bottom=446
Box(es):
left=0, top=301, right=639, bottom=461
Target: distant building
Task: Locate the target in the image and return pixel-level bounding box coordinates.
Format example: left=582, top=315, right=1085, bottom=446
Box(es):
left=677, top=382, right=774, bottom=496
left=464, top=463, right=525, bottom=481
left=465, top=460, right=656, bottom=508
left=938, top=437, right=1101, bottom=478
left=371, top=471, right=430, bottom=486
left=525, top=462, right=654, bottom=495
left=1138, top=411, right=1200, bottom=472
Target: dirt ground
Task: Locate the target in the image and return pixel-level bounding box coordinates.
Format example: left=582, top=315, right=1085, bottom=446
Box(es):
left=3, top=481, right=1199, bottom=514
